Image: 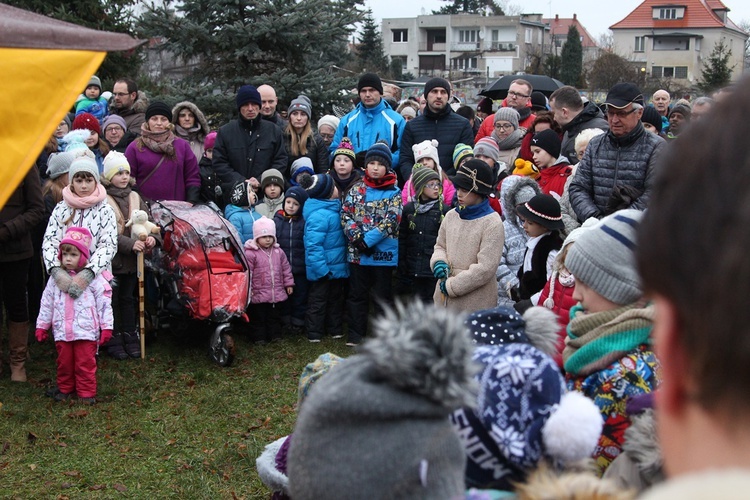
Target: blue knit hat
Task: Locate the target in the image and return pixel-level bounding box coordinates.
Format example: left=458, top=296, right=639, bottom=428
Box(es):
left=364, top=140, right=393, bottom=170
left=290, top=157, right=315, bottom=185
left=236, top=85, right=262, bottom=109
left=300, top=173, right=335, bottom=199
left=285, top=185, right=309, bottom=208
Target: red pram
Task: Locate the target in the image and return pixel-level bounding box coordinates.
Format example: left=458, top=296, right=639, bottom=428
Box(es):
left=149, top=201, right=250, bottom=366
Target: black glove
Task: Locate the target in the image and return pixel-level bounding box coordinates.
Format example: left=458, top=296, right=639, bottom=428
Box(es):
left=509, top=286, right=521, bottom=303
left=513, top=299, right=533, bottom=314
left=186, top=185, right=201, bottom=205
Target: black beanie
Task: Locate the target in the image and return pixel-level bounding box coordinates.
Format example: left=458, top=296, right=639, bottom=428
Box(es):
left=531, top=129, right=561, bottom=159
left=357, top=73, right=383, bottom=94
left=641, top=106, right=663, bottom=133
left=146, top=101, right=173, bottom=122
left=424, top=77, right=451, bottom=96
left=236, top=84, right=262, bottom=110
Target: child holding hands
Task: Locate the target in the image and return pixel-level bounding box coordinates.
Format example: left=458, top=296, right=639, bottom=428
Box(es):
left=42, top=152, right=117, bottom=299
left=244, top=217, right=294, bottom=343
left=36, top=227, right=114, bottom=404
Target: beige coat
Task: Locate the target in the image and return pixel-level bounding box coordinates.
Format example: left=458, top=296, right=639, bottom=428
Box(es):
left=431, top=208, right=504, bottom=312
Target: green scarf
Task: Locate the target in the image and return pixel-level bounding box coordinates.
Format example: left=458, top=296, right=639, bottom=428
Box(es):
left=563, top=303, right=654, bottom=376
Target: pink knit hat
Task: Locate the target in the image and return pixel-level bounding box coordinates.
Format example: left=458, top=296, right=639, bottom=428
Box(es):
left=58, top=226, right=93, bottom=267
left=253, top=216, right=277, bottom=245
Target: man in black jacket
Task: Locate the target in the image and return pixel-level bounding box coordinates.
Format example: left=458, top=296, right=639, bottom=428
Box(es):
left=212, top=85, right=288, bottom=195
left=549, top=85, right=608, bottom=164
left=398, top=77, right=474, bottom=183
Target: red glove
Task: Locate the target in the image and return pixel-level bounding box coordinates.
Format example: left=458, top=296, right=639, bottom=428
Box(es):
left=100, top=329, right=113, bottom=345
left=35, top=329, right=49, bottom=342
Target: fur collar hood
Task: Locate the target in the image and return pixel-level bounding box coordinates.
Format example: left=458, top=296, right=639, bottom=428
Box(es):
left=172, top=101, right=210, bottom=136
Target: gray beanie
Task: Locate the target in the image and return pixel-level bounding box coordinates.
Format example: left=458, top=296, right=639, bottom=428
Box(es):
left=288, top=95, right=312, bottom=119
left=287, top=301, right=476, bottom=500
left=68, top=153, right=100, bottom=183
left=494, top=107, right=520, bottom=130
left=565, top=209, right=644, bottom=305
left=46, top=151, right=76, bottom=180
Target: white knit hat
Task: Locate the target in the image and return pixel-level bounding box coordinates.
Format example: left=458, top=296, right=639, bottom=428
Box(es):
left=102, top=151, right=131, bottom=181
left=412, top=139, right=440, bottom=168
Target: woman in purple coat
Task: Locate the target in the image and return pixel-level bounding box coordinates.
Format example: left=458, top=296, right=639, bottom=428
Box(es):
left=125, top=102, right=201, bottom=203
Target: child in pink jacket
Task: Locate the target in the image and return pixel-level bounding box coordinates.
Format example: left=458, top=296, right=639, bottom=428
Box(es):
left=244, top=216, right=294, bottom=343
left=35, top=227, right=114, bottom=404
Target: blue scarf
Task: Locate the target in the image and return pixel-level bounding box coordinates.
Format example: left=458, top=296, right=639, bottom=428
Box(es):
left=457, top=198, right=494, bottom=220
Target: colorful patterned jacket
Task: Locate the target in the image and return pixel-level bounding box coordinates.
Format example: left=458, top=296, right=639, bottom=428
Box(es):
left=341, top=180, right=402, bottom=267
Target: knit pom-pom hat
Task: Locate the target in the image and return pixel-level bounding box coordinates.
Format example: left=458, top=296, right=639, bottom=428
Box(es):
left=331, top=137, right=357, bottom=166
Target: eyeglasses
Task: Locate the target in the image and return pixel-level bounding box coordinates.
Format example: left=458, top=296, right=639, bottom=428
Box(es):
left=495, top=123, right=515, bottom=130
left=507, top=90, right=529, bottom=99
left=320, top=133, right=334, bottom=140
left=113, top=92, right=131, bottom=98
left=607, top=107, right=639, bottom=119
left=424, top=181, right=441, bottom=189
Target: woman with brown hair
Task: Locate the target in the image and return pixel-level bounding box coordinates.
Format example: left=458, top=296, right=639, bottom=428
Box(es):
left=283, top=95, right=329, bottom=174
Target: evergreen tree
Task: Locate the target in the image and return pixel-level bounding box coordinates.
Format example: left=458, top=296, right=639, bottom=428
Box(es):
left=560, top=25, right=583, bottom=87
left=4, top=0, right=142, bottom=85
left=433, top=0, right=504, bottom=15
left=544, top=54, right=562, bottom=80
left=138, top=0, right=364, bottom=122
left=698, top=40, right=734, bottom=94
left=357, top=10, right=389, bottom=74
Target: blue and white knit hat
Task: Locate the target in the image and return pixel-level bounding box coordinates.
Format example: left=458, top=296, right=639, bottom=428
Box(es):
left=565, top=209, right=644, bottom=305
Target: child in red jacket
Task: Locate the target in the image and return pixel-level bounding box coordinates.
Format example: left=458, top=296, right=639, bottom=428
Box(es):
left=531, top=129, right=572, bottom=199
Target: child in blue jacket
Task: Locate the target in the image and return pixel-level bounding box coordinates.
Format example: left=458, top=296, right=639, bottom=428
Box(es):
left=341, top=141, right=402, bottom=346
left=274, top=186, right=309, bottom=335
left=224, top=180, right=262, bottom=244
left=299, top=173, right=349, bottom=342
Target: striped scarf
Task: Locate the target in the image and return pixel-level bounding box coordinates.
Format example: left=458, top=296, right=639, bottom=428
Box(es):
left=563, top=303, right=654, bottom=376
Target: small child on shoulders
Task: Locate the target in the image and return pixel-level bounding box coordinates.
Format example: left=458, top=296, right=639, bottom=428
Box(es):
left=244, top=217, right=294, bottom=343
left=512, top=194, right=564, bottom=312
left=398, top=165, right=449, bottom=303
left=75, top=75, right=108, bottom=123
left=224, top=180, right=262, bottom=244
left=401, top=139, right=455, bottom=206
left=274, top=186, right=309, bottom=335
left=36, top=227, right=114, bottom=404
left=256, top=169, right=285, bottom=218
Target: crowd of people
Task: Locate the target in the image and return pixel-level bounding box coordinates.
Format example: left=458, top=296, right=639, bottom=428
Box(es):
left=2, top=67, right=745, bottom=497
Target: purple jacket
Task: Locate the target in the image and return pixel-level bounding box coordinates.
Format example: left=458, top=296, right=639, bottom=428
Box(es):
left=125, top=137, right=201, bottom=202
left=244, top=240, right=294, bottom=304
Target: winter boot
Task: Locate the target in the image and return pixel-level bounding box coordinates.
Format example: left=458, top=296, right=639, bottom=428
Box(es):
left=8, top=321, right=29, bottom=382
left=105, top=332, right=128, bottom=360
left=123, top=330, right=141, bottom=358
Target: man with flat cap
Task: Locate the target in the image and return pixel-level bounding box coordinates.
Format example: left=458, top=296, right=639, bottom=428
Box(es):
left=398, top=77, right=474, bottom=183
left=213, top=84, right=288, bottom=194
left=568, top=82, right=666, bottom=221
left=329, top=72, right=405, bottom=169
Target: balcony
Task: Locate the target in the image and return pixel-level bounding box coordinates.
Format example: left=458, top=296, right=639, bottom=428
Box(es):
left=487, top=42, right=517, bottom=51
left=418, top=42, right=447, bottom=52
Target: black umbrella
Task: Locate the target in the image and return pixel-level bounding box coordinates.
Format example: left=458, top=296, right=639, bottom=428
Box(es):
left=479, top=74, right=565, bottom=100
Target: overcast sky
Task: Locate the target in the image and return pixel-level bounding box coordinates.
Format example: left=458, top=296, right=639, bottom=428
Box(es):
left=366, top=0, right=750, bottom=40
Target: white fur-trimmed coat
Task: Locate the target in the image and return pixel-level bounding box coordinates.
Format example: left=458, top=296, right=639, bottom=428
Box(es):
left=42, top=199, right=118, bottom=276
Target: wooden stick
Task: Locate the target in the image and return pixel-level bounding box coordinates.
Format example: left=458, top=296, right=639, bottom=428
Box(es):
left=137, top=251, right=145, bottom=359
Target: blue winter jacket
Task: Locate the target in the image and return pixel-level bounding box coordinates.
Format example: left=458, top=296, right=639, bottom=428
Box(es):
left=274, top=211, right=306, bottom=275
left=302, top=198, right=349, bottom=281
left=224, top=203, right=262, bottom=244
left=329, top=99, right=405, bottom=167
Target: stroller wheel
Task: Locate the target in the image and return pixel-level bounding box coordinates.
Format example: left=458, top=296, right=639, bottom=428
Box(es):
left=209, top=324, right=235, bottom=367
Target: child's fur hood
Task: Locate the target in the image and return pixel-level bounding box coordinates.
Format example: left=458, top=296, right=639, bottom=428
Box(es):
left=500, top=174, right=542, bottom=225
left=359, top=300, right=478, bottom=409
left=622, top=409, right=663, bottom=481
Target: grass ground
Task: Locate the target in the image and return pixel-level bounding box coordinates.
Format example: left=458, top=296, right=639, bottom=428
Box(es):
left=0, top=325, right=344, bottom=498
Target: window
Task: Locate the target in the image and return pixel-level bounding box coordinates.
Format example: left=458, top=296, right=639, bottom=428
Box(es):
left=392, top=29, right=408, bottom=43
left=459, top=30, right=479, bottom=43
left=652, top=65, right=689, bottom=79
left=453, top=57, right=478, bottom=70
left=635, top=36, right=645, bottom=52
left=525, top=28, right=532, bottom=43
left=660, top=8, right=676, bottom=19
left=492, top=29, right=499, bottom=42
